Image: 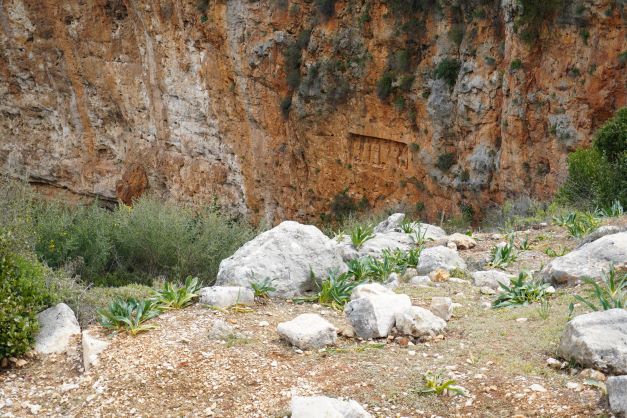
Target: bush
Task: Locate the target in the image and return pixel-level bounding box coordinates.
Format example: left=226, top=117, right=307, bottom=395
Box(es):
left=510, top=58, right=523, bottom=71
left=516, top=0, right=563, bottom=43
left=376, top=73, right=394, bottom=100
left=436, top=152, right=457, bottom=172
left=0, top=232, right=55, bottom=358
left=558, top=107, right=627, bottom=209
left=434, top=58, right=461, bottom=88
left=315, top=0, right=335, bottom=19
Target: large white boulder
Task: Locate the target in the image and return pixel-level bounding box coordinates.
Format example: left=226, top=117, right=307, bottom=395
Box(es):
left=416, top=246, right=466, bottom=274
left=542, top=232, right=627, bottom=285
left=344, top=294, right=412, bottom=339
left=350, top=283, right=394, bottom=301
left=395, top=306, right=447, bottom=337
left=291, top=395, right=371, bottom=418
left=558, top=309, right=627, bottom=374
left=374, top=213, right=446, bottom=239
left=199, top=286, right=254, bottom=307
left=607, top=375, right=627, bottom=416
left=82, top=331, right=109, bottom=372
left=471, top=270, right=513, bottom=291
left=35, top=303, right=81, bottom=354
left=216, top=221, right=346, bottom=297
left=277, top=314, right=337, bottom=350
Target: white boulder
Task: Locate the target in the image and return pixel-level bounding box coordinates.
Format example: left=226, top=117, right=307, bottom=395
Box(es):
left=447, top=233, right=477, bottom=250
left=344, top=294, right=412, bottom=339
left=277, top=314, right=337, bottom=350
left=374, top=213, right=406, bottom=233
left=471, top=270, right=513, bottom=291
left=82, top=331, right=109, bottom=372
left=395, top=306, right=447, bottom=337
left=430, top=297, right=453, bottom=321
left=350, top=283, right=394, bottom=300
left=35, top=303, right=81, bottom=354
left=607, top=375, right=627, bottom=416
left=416, top=246, right=466, bottom=274
left=216, top=221, right=346, bottom=297
left=199, top=286, right=254, bottom=307
left=558, top=309, right=627, bottom=374
left=542, top=232, right=627, bottom=285
left=291, top=395, right=371, bottom=418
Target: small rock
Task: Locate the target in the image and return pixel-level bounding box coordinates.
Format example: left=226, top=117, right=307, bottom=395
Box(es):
left=208, top=319, right=241, bottom=341
left=430, top=269, right=450, bottom=283
left=430, top=297, right=453, bottom=321
left=480, top=286, right=496, bottom=295
left=258, top=320, right=270, bottom=327
left=446, top=242, right=457, bottom=250
left=516, top=317, right=528, bottom=322
left=566, top=382, right=580, bottom=390
left=545, top=286, right=556, bottom=294
left=448, top=277, right=467, bottom=284
left=395, top=306, right=447, bottom=337
left=60, top=383, right=79, bottom=393
left=472, top=270, right=513, bottom=291
left=417, top=246, right=466, bottom=275
left=580, top=368, right=606, bottom=381
left=546, top=357, right=563, bottom=369
left=277, top=314, right=337, bottom=350
left=344, top=294, right=412, bottom=339
left=529, top=384, right=547, bottom=392
left=82, top=331, right=109, bottom=373
left=607, top=375, right=627, bottom=416
left=447, top=233, right=477, bottom=250
left=409, top=276, right=431, bottom=286
left=480, top=301, right=492, bottom=309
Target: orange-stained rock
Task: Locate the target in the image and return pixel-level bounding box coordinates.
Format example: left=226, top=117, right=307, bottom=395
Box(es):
left=0, top=1, right=624, bottom=225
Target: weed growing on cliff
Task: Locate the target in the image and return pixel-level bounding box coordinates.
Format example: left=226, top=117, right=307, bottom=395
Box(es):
left=376, top=72, right=394, bottom=100
left=515, top=0, right=564, bottom=44
left=510, top=59, right=523, bottom=71
left=434, top=58, right=461, bottom=89
left=436, top=152, right=457, bottom=172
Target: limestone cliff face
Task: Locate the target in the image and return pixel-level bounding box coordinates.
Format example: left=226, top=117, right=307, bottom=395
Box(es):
left=0, top=0, right=625, bottom=224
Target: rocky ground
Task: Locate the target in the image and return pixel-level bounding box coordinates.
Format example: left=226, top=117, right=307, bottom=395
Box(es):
left=1, top=218, right=626, bottom=418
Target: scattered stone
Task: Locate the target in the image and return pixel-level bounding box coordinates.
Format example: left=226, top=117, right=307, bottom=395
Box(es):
left=480, top=301, right=492, bottom=309
left=448, top=277, right=467, bottom=284
left=430, top=297, right=453, bottom=321
left=199, top=286, right=254, bottom=307
left=546, top=357, right=563, bottom=369
left=277, top=314, right=337, bottom=350
left=446, top=242, right=457, bottom=250
left=208, top=319, right=241, bottom=341
left=447, top=233, right=477, bottom=250
left=350, top=283, right=394, bottom=300
left=291, top=395, right=371, bottom=418
left=344, top=294, right=412, bottom=339
left=35, top=303, right=81, bottom=354
left=416, top=246, right=466, bottom=275
left=472, top=270, right=513, bottom=291
left=542, top=232, right=627, bottom=285
left=384, top=272, right=400, bottom=289
left=580, top=368, right=606, bottom=381
left=409, top=276, right=431, bottom=286
left=403, top=268, right=418, bottom=280
left=545, top=286, right=556, bottom=294
left=607, top=375, right=627, bottom=416
left=216, top=221, right=346, bottom=297
left=395, top=306, right=447, bottom=338
left=258, top=320, right=270, bottom=327
left=480, top=286, right=496, bottom=295
left=530, top=384, right=547, bottom=392
left=60, top=383, right=79, bottom=393
left=566, top=382, right=580, bottom=390
left=558, top=309, right=627, bottom=374
left=82, top=331, right=109, bottom=373
left=516, top=317, right=528, bottom=322
left=429, top=268, right=450, bottom=282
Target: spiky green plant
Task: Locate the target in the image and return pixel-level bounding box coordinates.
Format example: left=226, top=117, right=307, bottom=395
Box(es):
left=399, top=217, right=415, bottom=233
left=346, top=258, right=369, bottom=281
left=518, top=236, right=531, bottom=251
left=366, top=254, right=398, bottom=282
left=350, top=224, right=375, bottom=249
left=544, top=246, right=568, bottom=257
left=489, top=235, right=518, bottom=268
left=573, top=265, right=626, bottom=311
left=153, top=276, right=201, bottom=309
left=97, top=298, right=161, bottom=335
left=317, top=271, right=360, bottom=309
left=492, top=271, right=551, bottom=308
left=250, top=277, right=277, bottom=299
left=554, top=211, right=600, bottom=238
left=598, top=199, right=624, bottom=218
left=416, top=371, right=465, bottom=396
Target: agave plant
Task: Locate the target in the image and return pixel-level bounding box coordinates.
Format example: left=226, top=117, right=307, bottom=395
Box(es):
left=492, top=271, right=551, bottom=308
left=153, top=276, right=201, bottom=309
left=350, top=224, right=375, bottom=249
left=317, top=270, right=360, bottom=309
left=573, top=265, right=626, bottom=311
left=250, top=277, right=277, bottom=299
left=489, top=235, right=518, bottom=268
left=97, top=298, right=161, bottom=335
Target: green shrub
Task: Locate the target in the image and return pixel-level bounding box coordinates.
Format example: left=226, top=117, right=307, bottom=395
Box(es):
left=153, top=276, right=201, bottom=310
left=510, top=58, right=523, bottom=71
left=97, top=297, right=161, bottom=336
left=280, top=96, right=292, bottom=117
left=417, top=371, right=465, bottom=396
left=489, top=235, right=518, bottom=268
left=315, top=0, right=335, bottom=19
left=516, top=0, right=563, bottom=43
left=434, top=58, right=461, bottom=88
left=436, top=152, right=457, bottom=172
left=492, top=271, right=551, bottom=308
left=350, top=224, right=375, bottom=249
left=316, top=271, right=358, bottom=309
left=0, top=232, right=55, bottom=358
left=376, top=73, right=394, bottom=100
left=572, top=265, right=626, bottom=311
left=448, top=25, right=465, bottom=47
left=593, top=107, right=626, bottom=164
left=250, top=277, right=277, bottom=299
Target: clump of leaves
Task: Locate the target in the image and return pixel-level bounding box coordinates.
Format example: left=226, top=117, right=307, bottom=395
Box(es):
left=518, top=236, right=531, bottom=251
left=250, top=277, right=277, bottom=300
left=97, top=298, right=161, bottom=336
left=573, top=265, right=626, bottom=311
left=416, top=371, right=466, bottom=396
left=562, top=212, right=601, bottom=238
left=366, top=254, right=399, bottom=282
left=399, top=217, right=416, bottom=233
left=536, top=299, right=551, bottom=320
left=492, top=271, right=551, bottom=308
left=489, top=235, right=518, bottom=268
left=346, top=258, right=369, bottom=281
left=350, top=224, right=375, bottom=249
left=317, top=271, right=360, bottom=309
left=544, top=246, right=568, bottom=257
left=597, top=199, right=624, bottom=218
left=153, top=276, right=201, bottom=310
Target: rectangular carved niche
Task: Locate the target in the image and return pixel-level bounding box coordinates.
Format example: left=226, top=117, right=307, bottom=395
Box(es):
left=347, top=132, right=408, bottom=170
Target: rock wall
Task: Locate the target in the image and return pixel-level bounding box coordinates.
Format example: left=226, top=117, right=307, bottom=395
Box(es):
left=0, top=0, right=625, bottom=224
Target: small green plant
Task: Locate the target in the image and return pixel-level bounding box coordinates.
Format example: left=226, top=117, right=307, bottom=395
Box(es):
left=153, top=276, right=201, bottom=309
left=416, top=371, right=465, bottom=396
left=436, top=152, right=456, bottom=172
left=536, top=299, right=551, bottom=320
left=573, top=265, right=626, bottom=311
left=492, top=271, right=551, bottom=308
left=565, top=212, right=600, bottom=238
left=399, top=217, right=415, bottom=233
left=350, top=224, right=375, bottom=249
left=250, top=277, right=277, bottom=300
left=346, top=258, right=369, bottom=281
left=544, top=246, right=568, bottom=257
left=510, top=59, right=523, bottom=71
left=376, top=72, right=394, bottom=100
left=518, top=236, right=531, bottom=251
left=366, top=255, right=398, bottom=282
left=97, top=298, right=161, bottom=336
left=598, top=200, right=624, bottom=218
left=316, top=271, right=360, bottom=309
left=411, top=227, right=429, bottom=246
left=434, top=58, right=461, bottom=88
left=489, top=235, right=518, bottom=268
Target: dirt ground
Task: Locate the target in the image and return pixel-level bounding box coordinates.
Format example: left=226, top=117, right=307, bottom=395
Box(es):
left=1, top=221, right=623, bottom=418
